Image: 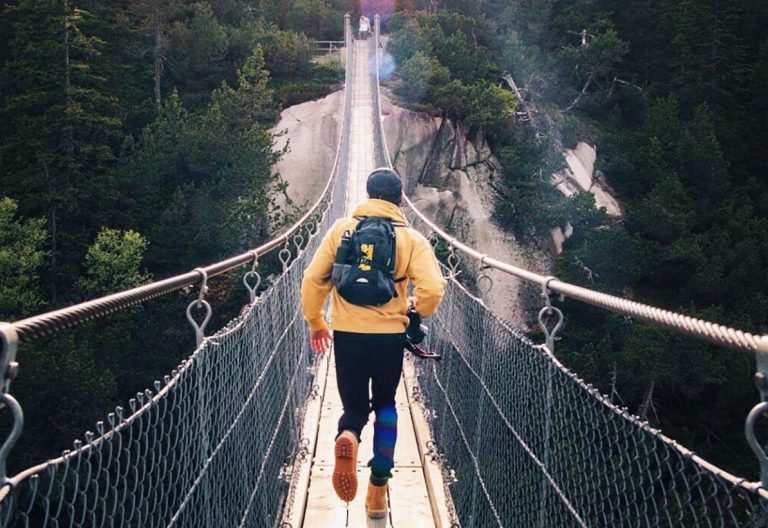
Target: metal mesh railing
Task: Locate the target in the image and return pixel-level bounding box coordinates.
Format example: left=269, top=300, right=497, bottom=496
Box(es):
left=1, top=242, right=314, bottom=527
left=0, top=17, right=354, bottom=528
left=371, top=15, right=393, bottom=171
left=412, top=277, right=768, bottom=527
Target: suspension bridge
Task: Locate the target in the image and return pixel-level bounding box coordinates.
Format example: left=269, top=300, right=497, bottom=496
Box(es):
left=1, top=14, right=768, bottom=527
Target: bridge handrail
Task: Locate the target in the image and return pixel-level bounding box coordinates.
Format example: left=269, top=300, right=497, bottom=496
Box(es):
left=372, top=15, right=393, bottom=170
left=7, top=193, right=333, bottom=344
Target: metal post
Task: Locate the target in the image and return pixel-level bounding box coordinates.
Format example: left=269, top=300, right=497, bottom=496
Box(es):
left=468, top=320, right=490, bottom=528
left=746, top=336, right=768, bottom=487
left=344, top=13, right=350, bottom=50
left=374, top=14, right=380, bottom=44
left=0, top=323, right=18, bottom=396
left=0, top=323, right=22, bottom=484
left=538, top=359, right=554, bottom=528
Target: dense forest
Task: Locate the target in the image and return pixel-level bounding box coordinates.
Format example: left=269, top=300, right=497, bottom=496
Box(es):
left=383, top=0, right=768, bottom=478
left=2, top=0, right=768, bottom=484
left=0, top=0, right=351, bottom=472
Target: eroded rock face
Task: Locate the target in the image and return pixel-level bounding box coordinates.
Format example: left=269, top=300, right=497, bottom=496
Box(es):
left=548, top=142, right=622, bottom=256
left=270, top=90, right=343, bottom=211
left=381, top=91, right=550, bottom=328
left=552, top=142, right=622, bottom=217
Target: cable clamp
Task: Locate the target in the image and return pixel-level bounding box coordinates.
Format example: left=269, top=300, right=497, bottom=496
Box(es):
left=186, top=269, right=211, bottom=347
left=243, top=251, right=261, bottom=304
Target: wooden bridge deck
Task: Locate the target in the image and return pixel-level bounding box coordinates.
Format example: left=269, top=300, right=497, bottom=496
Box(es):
left=283, top=38, right=453, bottom=528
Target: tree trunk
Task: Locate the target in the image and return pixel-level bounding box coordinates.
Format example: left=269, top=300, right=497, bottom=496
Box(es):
left=154, top=22, right=164, bottom=112
left=63, top=0, right=70, bottom=104
left=563, top=68, right=595, bottom=113
left=63, top=0, right=73, bottom=155
left=502, top=73, right=536, bottom=125
left=44, top=162, right=58, bottom=303
left=609, top=363, right=618, bottom=404
left=638, top=378, right=655, bottom=420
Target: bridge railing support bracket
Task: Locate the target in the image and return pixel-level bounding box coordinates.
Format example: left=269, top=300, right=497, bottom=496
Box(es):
left=746, top=336, right=768, bottom=488
left=0, top=323, right=23, bottom=485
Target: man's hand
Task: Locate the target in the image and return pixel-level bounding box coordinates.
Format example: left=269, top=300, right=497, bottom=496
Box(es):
left=407, top=296, right=417, bottom=312
left=310, top=328, right=332, bottom=355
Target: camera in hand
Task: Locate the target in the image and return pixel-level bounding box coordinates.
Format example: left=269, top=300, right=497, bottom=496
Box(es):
left=405, top=311, right=441, bottom=360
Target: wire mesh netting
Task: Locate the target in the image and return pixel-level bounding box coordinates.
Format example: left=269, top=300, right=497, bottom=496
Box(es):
left=412, top=277, right=768, bottom=527
left=1, top=252, right=311, bottom=527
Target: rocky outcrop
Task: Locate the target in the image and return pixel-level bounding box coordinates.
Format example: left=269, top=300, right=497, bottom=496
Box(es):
left=380, top=90, right=550, bottom=328
left=270, top=90, right=343, bottom=211
left=551, top=142, right=622, bottom=217
left=549, top=142, right=622, bottom=255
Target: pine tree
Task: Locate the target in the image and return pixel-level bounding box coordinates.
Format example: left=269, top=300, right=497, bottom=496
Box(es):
left=126, top=0, right=182, bottom=112
left=1, top=0, right=120, bottom=301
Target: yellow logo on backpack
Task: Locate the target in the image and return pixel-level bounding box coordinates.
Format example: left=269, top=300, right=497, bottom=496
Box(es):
left=359, top=244, right=374, bottom=271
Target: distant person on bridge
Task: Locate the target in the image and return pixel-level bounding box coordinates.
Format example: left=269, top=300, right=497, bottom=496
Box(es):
left=301, top=167, right=445, bottom=519
left=358, top=15, right=370, bottom=39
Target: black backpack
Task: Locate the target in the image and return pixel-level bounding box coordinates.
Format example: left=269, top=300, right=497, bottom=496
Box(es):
left=332, top=216, right=404, bottom=306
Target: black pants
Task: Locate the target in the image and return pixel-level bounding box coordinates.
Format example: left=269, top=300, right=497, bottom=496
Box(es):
left=334, top=331, right=405, bottom=478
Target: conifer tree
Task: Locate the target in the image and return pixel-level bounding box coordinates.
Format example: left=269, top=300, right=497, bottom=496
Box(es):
left=1, top=0, right=120, bottom=301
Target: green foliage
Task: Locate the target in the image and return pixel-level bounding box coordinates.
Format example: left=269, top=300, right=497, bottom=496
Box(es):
left=271, top=59, right=344, bottom=107
left=277, top=0, right=347, bottom=40
left=395, top=51, right=449, bottom=104
left=256, top=25, right=313, bottom=78
left=116, top=48, right=281, bottom=271
left=388, top=18, right=434, bottom=65
left=167, top=2, right=230, bottom=106
left=79, top=228, right=152, bottom=297
left=0, top=198, right=47, bottom=320
left=433, top=28, right=495, bottom=84
left=484, top=0, right=768, bottom=479
left=388, top=10, right=508, bottom=122
left=1, top=0, right=121, bottom=301
left=0, top=0, right=340, bottom=470
left=432, top=80, right=517, bottom=132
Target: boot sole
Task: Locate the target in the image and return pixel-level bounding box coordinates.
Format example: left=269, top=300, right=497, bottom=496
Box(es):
left=332, top=436, right=357, bottom=502
left=367, top=509, right=387, bottom=519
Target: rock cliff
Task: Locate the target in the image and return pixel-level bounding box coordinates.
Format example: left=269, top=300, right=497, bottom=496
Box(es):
left=271, top=90, right=343, bottom=211
left=379, top=90, right=550, bottom=328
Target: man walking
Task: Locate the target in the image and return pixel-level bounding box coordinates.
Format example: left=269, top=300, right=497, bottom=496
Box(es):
left=301, top=167, right=445, bottom=518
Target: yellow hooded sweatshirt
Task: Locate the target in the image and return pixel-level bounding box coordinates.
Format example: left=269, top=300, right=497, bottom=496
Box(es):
left=301, top=199, right=446, bottom=334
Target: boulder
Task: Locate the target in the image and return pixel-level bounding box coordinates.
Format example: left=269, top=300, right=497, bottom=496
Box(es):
left=270, top=90, right=343, bottom=211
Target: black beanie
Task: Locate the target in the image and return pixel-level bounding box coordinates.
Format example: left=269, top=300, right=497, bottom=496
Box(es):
left=366, top=167, right=403, bottom=205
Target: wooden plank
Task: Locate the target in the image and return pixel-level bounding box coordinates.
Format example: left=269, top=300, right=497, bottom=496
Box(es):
left=402, top=356, right=456, bottom=528
left=302, top=36, right=437, bottom=528
left=315, top=390, right=422, bottom=469
left=282, top=351, right=331, bottom=527
left=388, top=467, right=438, bottom=528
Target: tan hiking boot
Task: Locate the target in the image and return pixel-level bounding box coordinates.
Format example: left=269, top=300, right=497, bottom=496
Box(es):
left=365, top=481, right=388, bottom=519
left=332, top=430, right=359, bottom=502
